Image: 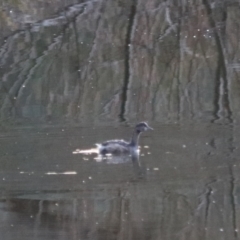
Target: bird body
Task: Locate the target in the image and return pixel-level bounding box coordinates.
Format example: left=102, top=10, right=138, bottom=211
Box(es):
left=96, top=122, right=153, bottom=155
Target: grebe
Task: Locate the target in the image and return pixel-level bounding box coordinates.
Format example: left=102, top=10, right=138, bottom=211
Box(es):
left=96, top=122, right=153, bottom=155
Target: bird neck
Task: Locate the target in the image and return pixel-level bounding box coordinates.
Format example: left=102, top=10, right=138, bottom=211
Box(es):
left=130, top=130, right=141, bottom=147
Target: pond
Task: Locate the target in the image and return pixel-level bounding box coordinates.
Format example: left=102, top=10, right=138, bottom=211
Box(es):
left=0, top=0, right=240, bottom=239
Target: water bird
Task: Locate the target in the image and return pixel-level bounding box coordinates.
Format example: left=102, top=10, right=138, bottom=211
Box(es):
left=96, top=122, right=153, bottom=155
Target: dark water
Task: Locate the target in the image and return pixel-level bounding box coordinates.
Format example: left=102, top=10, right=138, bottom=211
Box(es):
left=0, top=123, right=240, bottom=240
left=1, top=0, right=240, bottom=239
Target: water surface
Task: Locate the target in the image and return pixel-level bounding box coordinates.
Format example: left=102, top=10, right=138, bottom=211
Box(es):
left=0, top=123, right=240, bottom=240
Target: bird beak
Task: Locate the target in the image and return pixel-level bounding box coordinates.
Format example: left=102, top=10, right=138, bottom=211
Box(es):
left=147, top=126, right=153, bottom=130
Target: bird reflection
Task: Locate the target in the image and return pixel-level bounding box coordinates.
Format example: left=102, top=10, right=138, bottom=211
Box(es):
left=73, top=147, right=145, bottom=178
left=73, top=147, right=140, bottom=164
